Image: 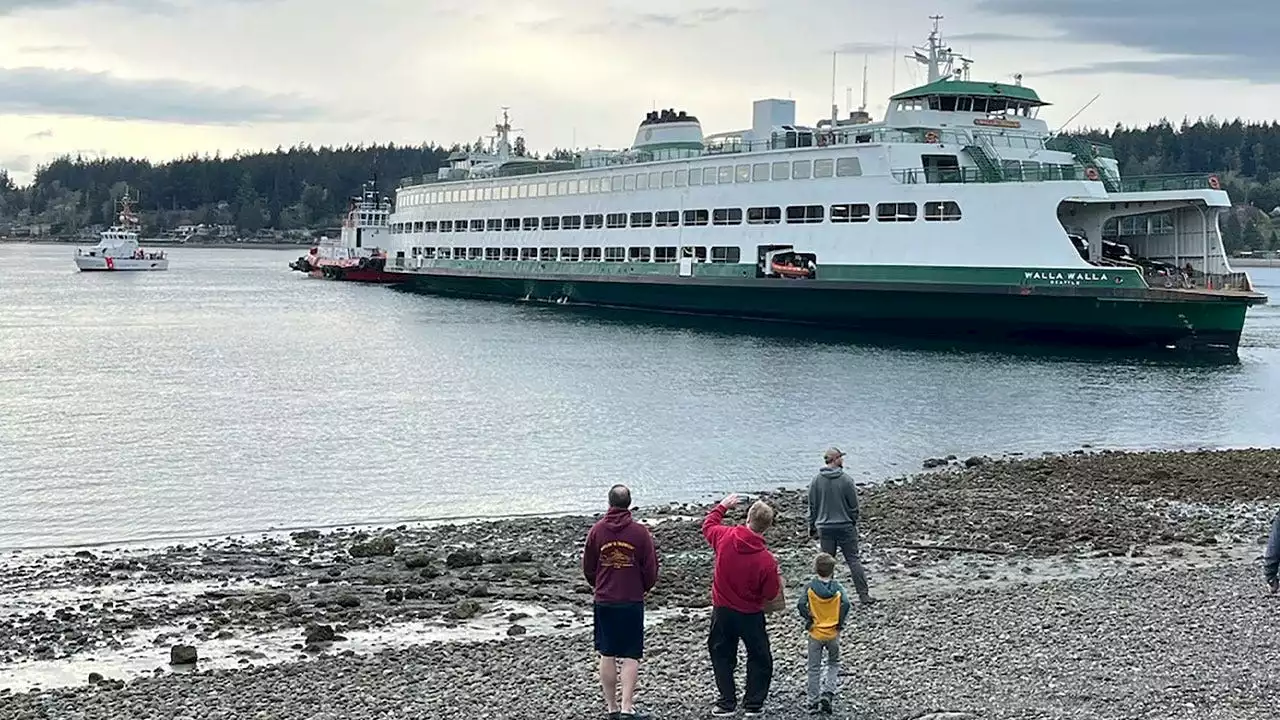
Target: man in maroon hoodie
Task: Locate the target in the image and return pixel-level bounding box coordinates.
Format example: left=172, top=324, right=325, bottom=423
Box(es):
left=703, top=493, right=781, bottom=718
left=583, top=485, right=659, bottom=720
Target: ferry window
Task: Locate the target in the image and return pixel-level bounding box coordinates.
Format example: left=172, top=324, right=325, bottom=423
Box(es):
left=636, top=174, right=649, bottom=190
left=583, top=247, right=603, bottom=261
left=792, top=159, right=812, bottom=179
left=531, top=182, right=543, bottom=197
left=529, top=183, right=541, bottom=198
left=830, top=203, right=871, bottom=223
left=628, top=247, right=652, bottom=262
left=468, top=247, right=483, bottom=259
left=360, top=213, right=369, bottom=224
left=655, top=211, right=679, bottom=227
left=630, top=211, right=654, bottom=228
left=735, top=164, right=751, bottom=183
left=542, top=216, right=560, bottom=230
left=606, top=213, right=627, bottom=229
left=578, top=179, right=589, bottom=194
left=520, top=247, right=537, bottom=260
left=624, top=175, right=636, bottom=191
left=425, top=221, right=438, bottom=232
left=747, top=206, right=782, bottom=225
left=413, top=221, right=425, bottom=232
left=688, top=169, right=701, bottom=186
left=584, top=213, right=604, bottom=229
left=785, top=205, right=824, bottom=224
left=752, top=163, right=770, bottom=182
left=710, top=246, right=741, bottom=263
left=500, top=186, right=511, bottom=200
left=712, top=208, right=743, bottom=226
left=813, top=159, right=835, bottom=178
left=939, top=96, right=957, bottom=112
left=411, top=247, right=419, bottom=257
left=654, top=246, right=678, bottom=263
left=481, top=187, right=492, bottom=201
left=771, top=162, right=790, bottom=181
left=648, top=172, right=660, bottom=188
left=876, top=202, right=917, bottom=222
left=501, top=247, right=518, bottom=261
left=469, top=189, right=479, bottom=202
left=924, top=201, right=962, bottom=221
left=661, top=171, right=674, bottom=188
left=675, top=170, right=688, bottom=187
left=683, top=209, right=709, bottom=226
left=422, top=247, right=436, bottom=260
left=705, top=167, right=719, bottom=184
left=957, top=97, right=973, bottom=112
left=718, top=166, right=733, bottom=183
left=487, top=219, right=501, bottom=231
left=589, top=178, right=601, bottom=193
left=440, top=220, right=453, bottom=232
left=485, top=247, right=500, bottom=260
left=555, top=181, right=568, bottom=195
left=610, top=175, right=624, bottom=191
left=522, top=217, right=538, bottom=231
left=517, top=185, right=528, bottom=199
left=539, top=247, right=556, bottom=261
left=836, top=157, right=862, bottom=177
left=681, top=245, right=708, bottom=262
left=566, top=180, right=578, bottom=196
left=438, top=247, right=451, bottom=259
left=927, top=96, right=940, bottom=111
left=972, top=97, right=988, bottom=113
left=560, top=247, right=580, bottom=261
left=470, top=219, right=484, bottom=232
left=604, top=246, right=625, bottom=262
left=454, top=220, right=468, bottom=233
left=504, top=218, right=520, bottom=231
left=562, top=215, right=582, bottom=230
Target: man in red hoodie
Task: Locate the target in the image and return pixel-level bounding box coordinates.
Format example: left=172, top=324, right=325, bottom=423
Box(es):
left=703, top=493, right=781, bottom=718
left=583, top=485, right=659, bottom=720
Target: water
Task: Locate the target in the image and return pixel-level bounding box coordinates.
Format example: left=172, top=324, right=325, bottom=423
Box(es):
left=1, top=243, right=1277, bottom=550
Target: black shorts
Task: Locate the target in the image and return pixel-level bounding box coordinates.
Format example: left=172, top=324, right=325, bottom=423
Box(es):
left=593, top=601, right=645, bottom=660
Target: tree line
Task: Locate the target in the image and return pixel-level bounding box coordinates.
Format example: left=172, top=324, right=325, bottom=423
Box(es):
left=1, top=117, right=1279, bottom=250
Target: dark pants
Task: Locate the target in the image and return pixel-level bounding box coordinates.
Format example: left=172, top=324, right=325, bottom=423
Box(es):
left=708, top=606, right=772, bottom=712
left=819, top=523, right=871, bottom=601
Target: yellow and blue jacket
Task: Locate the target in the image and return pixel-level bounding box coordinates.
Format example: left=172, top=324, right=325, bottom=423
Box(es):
left=796, top=577, right=851, bottom=641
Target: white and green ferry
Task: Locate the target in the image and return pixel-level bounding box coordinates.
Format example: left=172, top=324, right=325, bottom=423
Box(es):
left=383, top=18, right=1266, bottom=355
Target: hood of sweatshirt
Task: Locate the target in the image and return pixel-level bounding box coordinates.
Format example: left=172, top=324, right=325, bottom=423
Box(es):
left=818, top=465, right=846, bottom=480
left=731, top=525, right=768, bottom=554
left=806, top=577, right=841, bottom=599
left=601, top=506, right=635, bottom=531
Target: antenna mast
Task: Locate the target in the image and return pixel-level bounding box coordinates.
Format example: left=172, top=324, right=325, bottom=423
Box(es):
left=830, top=52, right=838, bottom=124
left=860, top=55, right=869, bottom=110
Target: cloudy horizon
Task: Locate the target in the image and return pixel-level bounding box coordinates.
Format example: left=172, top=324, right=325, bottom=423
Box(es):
left=1, top=0, right=1276, bottom=185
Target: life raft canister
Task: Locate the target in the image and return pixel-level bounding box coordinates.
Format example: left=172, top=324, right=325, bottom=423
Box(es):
left=924, top=131, right=940, bottom=143
left=1085, top=167, right=1100, bottom=181
left=1207, top=174, right=1221, bottom=190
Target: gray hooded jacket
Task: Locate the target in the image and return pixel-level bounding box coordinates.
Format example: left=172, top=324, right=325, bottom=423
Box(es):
left=1265, top=512, right=1280, bottom=584
left=808, top=466, right=859, bottom=534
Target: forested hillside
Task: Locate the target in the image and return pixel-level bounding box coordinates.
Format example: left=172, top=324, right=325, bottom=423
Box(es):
left=2, top=117, right=1280, bottom=251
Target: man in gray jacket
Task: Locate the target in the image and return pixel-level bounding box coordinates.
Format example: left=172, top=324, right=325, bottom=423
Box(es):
left=808, top=447, right=876, bottom=605
left=1265, top=511, right=1279, bottom=594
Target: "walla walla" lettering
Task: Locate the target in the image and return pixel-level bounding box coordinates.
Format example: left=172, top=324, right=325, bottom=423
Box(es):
left=1024, top=270, right=1112, bottom=285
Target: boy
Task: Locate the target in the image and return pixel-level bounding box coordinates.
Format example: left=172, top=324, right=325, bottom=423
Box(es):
left=796, top=553, right=850, bottom=716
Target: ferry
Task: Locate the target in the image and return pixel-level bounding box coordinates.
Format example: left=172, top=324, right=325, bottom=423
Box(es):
left=381, top=17, right=1267, bottom=355
left=74, top=193, right=168, bottom=272
left=289, top=182, right=403, bottom=283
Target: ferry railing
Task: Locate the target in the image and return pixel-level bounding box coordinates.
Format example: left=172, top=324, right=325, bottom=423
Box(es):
left=1115, top=174, right=1225, bottom=193
left=1045, top=136, right=1117, bottom=160
left=1144, top=269, right=1252, bottom=292
left=892, top=165, right=1083, bottom=184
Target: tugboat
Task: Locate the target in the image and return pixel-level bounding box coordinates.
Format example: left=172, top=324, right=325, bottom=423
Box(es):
left=74, top=192, right=168, bottom=272
left=289, top=182, right=402, bottom=283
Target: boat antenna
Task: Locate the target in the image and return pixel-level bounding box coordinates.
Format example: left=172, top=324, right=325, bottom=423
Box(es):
left=1052, top=93, right=1101, bottom=136
left=860, top=55, right=869, bottom=110
left=890, top=33, right=898, bottom=92
left=830, top=51, right=838, bottom=125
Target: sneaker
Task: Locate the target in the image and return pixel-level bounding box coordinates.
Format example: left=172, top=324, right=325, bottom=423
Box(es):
left=808, top=700, right=822, bottom=716
left=859, top=596, right=879, bottom=606
left=744, top=709, right=765, bottom=718
left=711, top=705, right=737, bottom=717
left=819, top=695, right=832, bottom=714
left=606, top=713, right=620, bottom=720
left=620, top=712, right=649, bottom=720
left=1269, top=578, right=1278, bottom=594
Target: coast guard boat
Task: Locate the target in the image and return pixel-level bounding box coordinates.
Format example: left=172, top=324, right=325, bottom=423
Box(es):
left=74, top=193, right=168, bottom=272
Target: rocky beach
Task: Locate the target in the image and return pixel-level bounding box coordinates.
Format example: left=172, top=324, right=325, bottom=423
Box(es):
left=3, top=448, right=1280, bottom=720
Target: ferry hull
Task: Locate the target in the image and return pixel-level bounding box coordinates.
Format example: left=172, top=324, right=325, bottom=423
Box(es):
left=393, top=270, right=1252, bottom=354
left=75, top=257, right=169, bottom=272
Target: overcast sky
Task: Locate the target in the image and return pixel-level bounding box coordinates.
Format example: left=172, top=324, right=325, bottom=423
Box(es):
left=0, top=0, right=1275, bottom=185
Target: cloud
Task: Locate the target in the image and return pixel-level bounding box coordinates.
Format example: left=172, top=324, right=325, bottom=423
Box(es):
left=974, top=0, right=1280, bottom=83
left=26, top=128, right=53, bottom=139
left=2, top=154, right=34, bottom=172
left=17, top=44, right=84, bottom=54
left=0, top=66, right=325, bottom=124
left=524, top=6, right=746, bottom=34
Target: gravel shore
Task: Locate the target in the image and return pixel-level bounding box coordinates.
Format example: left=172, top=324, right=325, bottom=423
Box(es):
left=3, top=449, right=1279, bottom=719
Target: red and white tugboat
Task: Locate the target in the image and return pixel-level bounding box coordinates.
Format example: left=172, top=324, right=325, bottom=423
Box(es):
left=289, top=182, right=402, bottom=283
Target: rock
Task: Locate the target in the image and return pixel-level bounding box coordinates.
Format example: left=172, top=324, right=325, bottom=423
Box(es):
left=419, top=565, right=442, bottom=580
left=923, top=457, right=948, bottom=469
left=402, top=553, right=434, bottom=569
left=445, top=549, right=484, bottom=569
left=304, top=624, right=335, bottom=644
left=334, top=594, right=361, bottom=608
left=169, top=644, right=198, bottom=665
left=963, top=456, right=985, bottom=468
left=87, top=672, right=103, bottom=685
left=507, top=624, right=527, bottom=636
left=467, top=582, right=491, bottom=598
left=447, top=598, right=482, bottom=620
left=385, top=588, right=404, bottom=603
left=74, top=550, right=97, bottom=560
left=250, top=592, right=291, bottom=610
left=507, top=612, right=531, bottom=622
left=506, top=550, right=534, bottom=563
left=291, top=530, right=322, bottom=541
left=349, top=536, right=396, bottom=558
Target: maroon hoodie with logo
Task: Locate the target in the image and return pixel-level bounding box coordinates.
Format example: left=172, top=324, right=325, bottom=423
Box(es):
left=582, top=507, right=659, bottom=604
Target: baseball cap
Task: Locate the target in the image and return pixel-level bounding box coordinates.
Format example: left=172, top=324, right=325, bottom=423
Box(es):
left=823, top=447, right=845, bottom=462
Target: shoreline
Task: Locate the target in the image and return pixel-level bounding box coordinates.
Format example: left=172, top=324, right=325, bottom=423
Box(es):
left=3, top=447, right=1279, bottom=719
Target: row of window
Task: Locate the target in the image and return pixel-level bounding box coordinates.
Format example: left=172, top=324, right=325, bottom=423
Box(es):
left=390, top=201, right=962, bottom=235
left=406, top=245, right=744, bottom=264
left=398, top=156, right=866, bottom=207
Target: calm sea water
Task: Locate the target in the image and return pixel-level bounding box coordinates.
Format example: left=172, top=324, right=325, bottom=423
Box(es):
left=1, top=243, right=1278, bottom=550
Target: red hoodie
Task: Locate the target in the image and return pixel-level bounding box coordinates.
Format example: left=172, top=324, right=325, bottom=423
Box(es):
left=582, top=507, right=659, bottom=604
left=702, top=503, right=780, bottom=614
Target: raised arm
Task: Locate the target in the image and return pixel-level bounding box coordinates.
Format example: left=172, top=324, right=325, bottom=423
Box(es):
left=703, top=494, right=739, bottom=547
